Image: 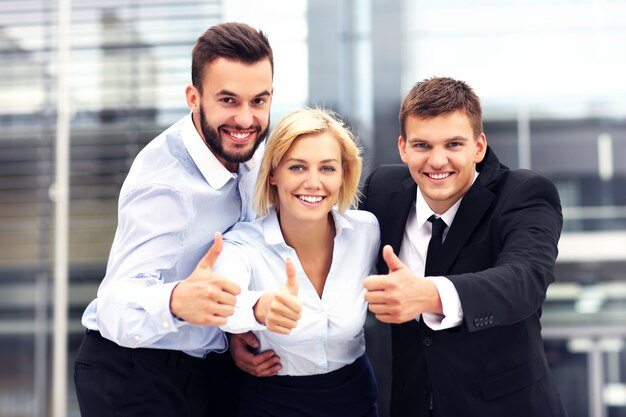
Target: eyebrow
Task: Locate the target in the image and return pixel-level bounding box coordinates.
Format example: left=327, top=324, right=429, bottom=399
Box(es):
left=215, top=89, right=272, bottom=98
left=285, top=158, right=340, bottom=164
left=407, top=135, right=470, bottom=143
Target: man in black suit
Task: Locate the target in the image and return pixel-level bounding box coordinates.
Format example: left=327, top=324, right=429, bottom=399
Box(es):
left=362, top=77, right=568, bottom=417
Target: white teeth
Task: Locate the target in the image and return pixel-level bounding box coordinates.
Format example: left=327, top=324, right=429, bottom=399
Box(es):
left=429, top=173, right=450, bottom=180
left=231, top=132, right=250, bottom=139
left=299, top=195, right=323, bottom=203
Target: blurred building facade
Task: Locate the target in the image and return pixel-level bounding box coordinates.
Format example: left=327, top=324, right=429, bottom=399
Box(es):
left=0, top=1, right=624, bottom=416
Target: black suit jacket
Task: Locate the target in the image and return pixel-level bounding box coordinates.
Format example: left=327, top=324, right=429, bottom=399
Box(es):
left=361, top=147, right=568, bottom=417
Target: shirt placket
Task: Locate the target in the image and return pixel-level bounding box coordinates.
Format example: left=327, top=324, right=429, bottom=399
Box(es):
left=313, top=305, right=329, bottom=373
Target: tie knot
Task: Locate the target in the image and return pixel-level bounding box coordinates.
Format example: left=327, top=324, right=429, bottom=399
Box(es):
left=428, top=215, right=446, bottom=238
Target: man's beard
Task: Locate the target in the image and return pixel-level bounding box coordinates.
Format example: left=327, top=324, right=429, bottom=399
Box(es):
left=199, top=105, right=269, bottom=164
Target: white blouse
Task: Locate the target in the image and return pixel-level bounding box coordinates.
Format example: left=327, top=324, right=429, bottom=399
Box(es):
left=217, top=208, right=380, bottom=376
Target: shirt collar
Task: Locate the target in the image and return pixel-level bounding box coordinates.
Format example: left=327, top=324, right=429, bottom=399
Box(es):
left=262, top=207, right=354, bottom=246
left=181, top=113, right=262, bottom=189
left=415, top=171, right=479, bottom=231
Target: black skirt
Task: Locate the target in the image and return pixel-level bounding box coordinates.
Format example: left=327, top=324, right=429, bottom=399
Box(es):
left=238, top=354, right=379, bottom=417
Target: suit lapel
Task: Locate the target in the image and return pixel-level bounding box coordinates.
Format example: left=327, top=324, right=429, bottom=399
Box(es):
left=436, top=147, right=500, bottom=274
left=384, top=176, right=417, bottom=255
left=437, top=183, right=493, bottom=273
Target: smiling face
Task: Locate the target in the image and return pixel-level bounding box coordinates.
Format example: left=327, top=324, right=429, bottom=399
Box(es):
left=186, top=57, right=273, bottom=172
left=270, top=132, right=343, bottom=228
left=399, top=110, right=487, bottom=214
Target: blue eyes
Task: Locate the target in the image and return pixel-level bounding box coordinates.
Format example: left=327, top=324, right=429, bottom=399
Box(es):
left=288, top=165, right=337, bottom=172
left=411, top=142, right=462, bottom=149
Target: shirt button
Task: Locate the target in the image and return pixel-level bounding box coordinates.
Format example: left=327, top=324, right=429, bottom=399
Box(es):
left=423, top=337, right=432, bottom=347
left=163, top=321, right=169, bottom=329
left=134, top=335, right=141, bottom=341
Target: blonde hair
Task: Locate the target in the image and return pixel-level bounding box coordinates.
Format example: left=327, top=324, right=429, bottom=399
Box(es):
left=254, top=108, right=362, bottom=216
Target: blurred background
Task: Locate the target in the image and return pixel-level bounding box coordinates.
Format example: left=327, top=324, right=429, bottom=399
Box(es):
left=0, top=0, right=625, bottom=416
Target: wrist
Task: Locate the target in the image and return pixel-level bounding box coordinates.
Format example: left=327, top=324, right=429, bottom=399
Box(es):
left=169, top=281, right=180, bottom=316
left=253, top=293, right=271, bottom=325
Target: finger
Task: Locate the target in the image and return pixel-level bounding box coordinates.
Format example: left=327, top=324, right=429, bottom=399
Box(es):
left=267, top=312, right=300, bottom=330
left=374, top=313, right=397, bottom=324
left=284, top=259, right=298, bottom=295
left=202, top=302, right=236, bottom=319
left=363, top=275, right=388, bottom=291
left=266, top=322, right=295, bottom=335
left=213, top=276, right=241, bottom=296
left=367, top=302, right=393, bottom=315
left=382, top=244, right=406, bottom=273
left=247, top=349, right=277, bottom=365
left=266, top=302, right=300, bottom=330
left=200, top=314, right=228, bottom=326
left=253, top=361, right=282, bottom=377
left=199, top=231, right=223, bottom=270
left=274, top=292, right=303, bottom=318
left=208, top=290, right=238, bottom=307
left=238, top=351, right=282, bottom=376
left=240, top=331, right=260, bottom=350
left=364, top=289, right=387, bottom=304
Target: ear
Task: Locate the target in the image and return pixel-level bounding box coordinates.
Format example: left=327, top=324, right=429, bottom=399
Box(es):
left=269, top=170, right=276, bottom=185
left=185, top=84, right=200, bottom=114
left=398, top=135, right=409, bottom=164
left=474, top=133, right=487, bottom=163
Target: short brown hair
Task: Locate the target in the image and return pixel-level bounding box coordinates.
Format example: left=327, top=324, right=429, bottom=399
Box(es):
left=254, top=108, right=362, bottom=216
left=191, top=22, right=273, bottom=93
left=399, top=77, right=483, bottom=139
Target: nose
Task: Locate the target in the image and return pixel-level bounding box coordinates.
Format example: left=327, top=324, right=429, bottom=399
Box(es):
left=233, top=104, right=254, bottom=128
left=303, top=170, right=322, bottom=189
left=429, top=146, right=448, bottom=168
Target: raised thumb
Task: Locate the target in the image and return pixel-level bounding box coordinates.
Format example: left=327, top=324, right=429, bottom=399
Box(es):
left=382, top=244, right=405, bottom=273
left=199, top=231, right=223, bottom=270
left=285, top=259, right=298, bottom=295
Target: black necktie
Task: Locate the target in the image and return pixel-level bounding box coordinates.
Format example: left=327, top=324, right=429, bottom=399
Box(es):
left=425, top=215, right=446, bottom=276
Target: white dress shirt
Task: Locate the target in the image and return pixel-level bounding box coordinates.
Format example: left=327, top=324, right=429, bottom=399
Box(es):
left=398, top=173, right=479, bottom=330
left=217, top=208, right=380, bottom=376
left=81, top=113, right=262, bottom=357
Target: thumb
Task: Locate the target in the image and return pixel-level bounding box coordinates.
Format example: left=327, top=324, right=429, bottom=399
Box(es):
left=284, top=259, right=298, bottom=295
left=382, top=244, right=405, bottom=273
left=198, top=231, right=223, bottom=270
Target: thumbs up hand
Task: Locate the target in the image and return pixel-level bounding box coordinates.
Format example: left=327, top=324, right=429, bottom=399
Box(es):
left=170, top=232, right=241, bottom=326
left=253, top=259, right=303, bottom=335
left=364, top=245, right=442, bottom=324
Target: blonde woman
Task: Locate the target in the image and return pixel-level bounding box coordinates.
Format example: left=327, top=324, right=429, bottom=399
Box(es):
left=215, top=108, right=380, bottom=416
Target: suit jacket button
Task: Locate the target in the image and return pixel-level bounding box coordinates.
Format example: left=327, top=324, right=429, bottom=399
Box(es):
left=423, top=337, right=432, bottom=347
left=488, top=315, right=494, bottom=325
left=473, top=318, right=480, bottom=328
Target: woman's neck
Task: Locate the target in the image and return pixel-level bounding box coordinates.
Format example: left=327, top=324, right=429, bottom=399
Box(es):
left=278, top=211, right=336, bottom=298
left=280, top=212, right=334, bottom=251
